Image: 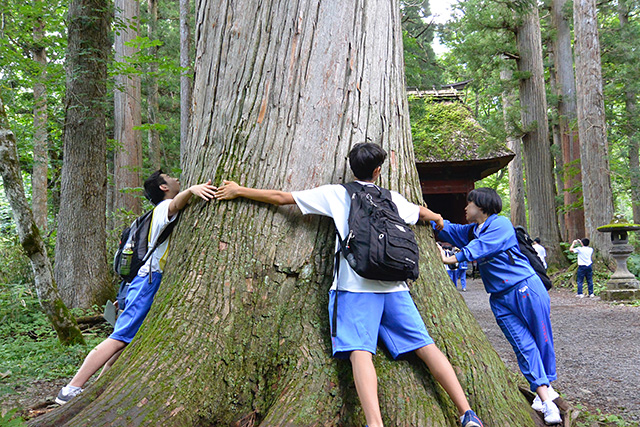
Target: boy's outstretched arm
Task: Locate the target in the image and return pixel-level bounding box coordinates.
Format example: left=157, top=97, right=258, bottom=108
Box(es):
left=169, top=180, right=217, bottom=217
left=419, top=206, right=444, bottom=230
left=214, top=180, right=295, bottom=206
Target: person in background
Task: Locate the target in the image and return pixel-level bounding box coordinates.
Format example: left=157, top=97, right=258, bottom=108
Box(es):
left=533, top=237, right=547, bottom=270
left=570, top=238, right=594, bottom=298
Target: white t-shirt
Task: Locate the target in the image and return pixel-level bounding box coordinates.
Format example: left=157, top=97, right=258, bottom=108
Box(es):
left=533, top=243, right=547, bottom=268
left=571, top=245, right=593, bottom=266
left=138, top=199, right=178, bottom=275
left=291, top=182, right=420, bottom=293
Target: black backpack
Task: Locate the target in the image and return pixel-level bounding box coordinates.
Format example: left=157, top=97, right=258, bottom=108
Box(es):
left=337, top=182, right=420, bottom=282
left=467, top=224, right=552, bottom=290
left=113, top=209, right=178, bottom=309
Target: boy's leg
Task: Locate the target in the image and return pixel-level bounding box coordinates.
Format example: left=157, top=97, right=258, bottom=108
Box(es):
left=97, top=347, right=125, bottom=379
left=415, top=344, right=471, bottom=416
left=586, top=266, right=594, bottom=295
left=68, top=338, right=127, bottom=388
left=459, top=268, right=467, bottom=290
left=576, top=266, right=585, bottom=295
left=350, top=350, right=383, bottom=427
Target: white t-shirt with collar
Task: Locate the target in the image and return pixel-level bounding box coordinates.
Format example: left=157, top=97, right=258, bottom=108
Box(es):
left=571, top=245, right=593, bottom=266
left=291, top=182, right=420, bottom=293
left=138, top=199, right=178, bottom=276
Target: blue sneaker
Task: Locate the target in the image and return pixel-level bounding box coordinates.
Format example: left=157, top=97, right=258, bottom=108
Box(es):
left=460, top=409, right=484, bottom=427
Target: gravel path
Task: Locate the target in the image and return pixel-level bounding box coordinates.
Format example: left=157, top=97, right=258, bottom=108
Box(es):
left=460, top=278, right=640, bottom=424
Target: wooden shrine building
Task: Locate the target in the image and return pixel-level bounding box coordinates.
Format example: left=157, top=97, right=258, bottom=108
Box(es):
left=408, top=88, right=514, bottom=224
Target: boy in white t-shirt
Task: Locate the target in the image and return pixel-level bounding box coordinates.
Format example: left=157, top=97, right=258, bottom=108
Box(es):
left=570, top=238, right=595, bottom=297
left=214, top=143, right=483, bottom=427
left=56, top=171, right=216, bottom=405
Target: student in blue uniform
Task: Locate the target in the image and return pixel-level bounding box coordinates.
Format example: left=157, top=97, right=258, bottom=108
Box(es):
left=434, top=188, right=562, bottom=425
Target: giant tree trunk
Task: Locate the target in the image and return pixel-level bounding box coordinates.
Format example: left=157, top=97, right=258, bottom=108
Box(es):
left=501, top=68, right=527, bottom=228
left=0, top=100, right=85, bottom=346
left=573, top=0, right=614, bottom=254
left=54, top=0, right=112, bottom=309
left=516, top=7, right=564, bottom=265
left=552, top=0, right=585, bottom=242
left=36, top=0, right=535, bottom=425
left=32, top=4, right=49, bottom=232
left=113, top=0, right=142, bottom=215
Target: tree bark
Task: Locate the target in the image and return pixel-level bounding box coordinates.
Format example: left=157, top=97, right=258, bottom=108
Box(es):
left=147, top=0, right=162, bottom=170
left=573, top=0, right=614, bottom=254
left=552, top=0, right=585, bottom=241
left=114, top=0, right=142, bottom=215
left=179, top=0, right=192, bottom=163
left=501, top=68, right=527, bottom=228
left=515, top=7, right=564, bottom=265
left=54, top=0, right=112, bottom=309
left=36, top=0, right=535, bottom=425
left=0, top=100, right=85, bottom=346
left=32, top=5, right=49, bottom=232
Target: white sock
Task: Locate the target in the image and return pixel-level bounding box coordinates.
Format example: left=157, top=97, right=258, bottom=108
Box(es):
left=65, top=385, right=82, bottom=391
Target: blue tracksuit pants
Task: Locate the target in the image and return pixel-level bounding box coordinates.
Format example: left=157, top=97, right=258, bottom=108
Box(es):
left=489, top=275, right=556, bottom=391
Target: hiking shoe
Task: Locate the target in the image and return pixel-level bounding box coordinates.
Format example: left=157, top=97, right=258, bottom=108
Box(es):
left=576, top=293, right=584, bottom=298
left=460, top=409, right=484, bottom=427
left=55, top=385, right=83, bottom=405
left=531, top=386, right=559, bottom=411
left=542, top=400, right=561, bottom=425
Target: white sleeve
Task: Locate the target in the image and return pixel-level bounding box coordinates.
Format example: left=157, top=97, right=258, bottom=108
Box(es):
left=291, top=185, right=348, bottom=217
left=390, top=191, right=420, bottom=225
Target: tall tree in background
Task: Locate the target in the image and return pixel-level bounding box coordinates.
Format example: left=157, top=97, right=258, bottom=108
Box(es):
left=501, top=67, right=526, bottom=227
left=401, top=0, right=442, bottom=88
left=38, top=0, right=535, bottom=425
left=113, top=0, right=142, bottom=215
left=515, top=5, right=563, bottom=264
left=31, top=0, right=49, bottom=232
left=573, top=0, right=614, bottom=253
left=179, top=0, right=192, bottom=159
left=552, top=0, right=585, bottom=241
left=54, top=0, right=112, bottom=308
left=147, top=0, right=162, bottom=170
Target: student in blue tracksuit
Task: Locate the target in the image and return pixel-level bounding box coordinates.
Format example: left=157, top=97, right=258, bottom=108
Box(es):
left=434, top=188, right=562, bottom=425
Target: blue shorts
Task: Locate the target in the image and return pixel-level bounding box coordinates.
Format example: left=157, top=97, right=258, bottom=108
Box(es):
left=328, top=290, right=434, bottom=359
left=110, top=272, right=162, bottom=343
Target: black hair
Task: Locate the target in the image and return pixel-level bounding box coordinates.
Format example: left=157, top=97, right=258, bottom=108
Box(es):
left=144, top=170, right=167, bottom=206
left=348, top=143, right=387, bottom=181
left=467, top=187, right=502, bottom=215
left=534, top=237, right=541, bottom=244
left=581, top=238, right=590, bottom=246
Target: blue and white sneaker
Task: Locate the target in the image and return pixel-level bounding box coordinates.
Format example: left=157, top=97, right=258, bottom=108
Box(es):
left=55, top=385, right=83, bottom=405
left=460, top=409, right=484, bottom=427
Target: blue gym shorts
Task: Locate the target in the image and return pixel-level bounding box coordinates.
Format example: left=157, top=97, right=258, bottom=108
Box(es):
left=328, top=290, right=434, bottom=359
left=110, top=272, right=162, bottom=343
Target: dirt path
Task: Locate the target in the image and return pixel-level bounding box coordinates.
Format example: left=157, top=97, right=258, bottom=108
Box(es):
left=460, top=278, right=640, bottom=424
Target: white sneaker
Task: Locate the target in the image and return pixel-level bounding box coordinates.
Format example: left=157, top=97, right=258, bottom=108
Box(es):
left=576, top=293, right=584, bottom=298
left=589, top=294, right=595, bottom=298
left=55, top=385, right=83, bottom=405
left=542, top=400, right=562, bottom=425
left=531, top=386, right=559, bottom=411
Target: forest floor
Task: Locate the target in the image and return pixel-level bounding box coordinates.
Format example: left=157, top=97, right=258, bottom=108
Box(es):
left=461, top=277, right=640, bottom=426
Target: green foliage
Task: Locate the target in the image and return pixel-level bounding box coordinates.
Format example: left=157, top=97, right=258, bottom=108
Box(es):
left=0, top=409, right=26, bottom=427
left=573, top=403, right=637, bottom=427
left=0, top=283, right=105, bottom=396
left=401, top=0, right=442, bottom=88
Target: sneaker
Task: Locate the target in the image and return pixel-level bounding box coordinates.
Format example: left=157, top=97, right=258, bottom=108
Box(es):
left=531, top=386, right=560, bottom=411
left=460, top=409, right=484, bottom=427
left=55, top=385, right=83, bottom=405
left=542, top=400, right=561, bottom=425
left=576, top=293, right=584, bottom=298
left=589, top=294, right=595, bottom=298
left=462, top=288, right=467, bottom=292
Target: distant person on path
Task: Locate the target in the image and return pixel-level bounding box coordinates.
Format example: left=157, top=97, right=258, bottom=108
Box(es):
left=570, top=238, right=594, bottom=298
left=533, top=237, right=547, bottom=269
left=433, top=188, right=562, bottom=425
left=457, top=257, right=468, bottom=292
left=55, top=171, right=216, bottom=405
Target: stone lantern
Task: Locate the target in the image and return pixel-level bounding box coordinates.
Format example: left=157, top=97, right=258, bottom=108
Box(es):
left=596, top=215, right=640, bottom=301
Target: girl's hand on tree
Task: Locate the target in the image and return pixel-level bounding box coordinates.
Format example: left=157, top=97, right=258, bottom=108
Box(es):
left=214, top=180, right=241, bottom=200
